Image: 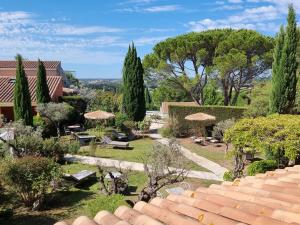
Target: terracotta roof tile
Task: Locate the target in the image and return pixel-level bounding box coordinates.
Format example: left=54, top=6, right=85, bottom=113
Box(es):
left=0, top=76, right=63, bottom=103
left=0, top=60, right=60, bottom=69
left=55, top=166, right=300, bottom=225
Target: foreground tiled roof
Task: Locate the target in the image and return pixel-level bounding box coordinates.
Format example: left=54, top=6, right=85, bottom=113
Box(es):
left=0, top=76, right=62, bottom=103
left=55, top=165, right=300, bottom=225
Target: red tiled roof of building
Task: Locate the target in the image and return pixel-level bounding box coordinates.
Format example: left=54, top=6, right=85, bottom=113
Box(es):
left=0, top=60, right=61, bottom=69
left=0, top=76, right=63, bottom=104
left=55, top=165, right=300, bottom=225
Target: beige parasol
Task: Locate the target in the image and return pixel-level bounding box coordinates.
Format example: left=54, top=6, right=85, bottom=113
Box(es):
left=185, top=113, right=216, bottom=122
left=84, top=110, right=115, bottom=120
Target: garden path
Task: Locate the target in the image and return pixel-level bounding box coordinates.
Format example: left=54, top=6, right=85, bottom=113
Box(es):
left=64, top=154, right=222, bottom=181
left=149, top=121, right=227, bottom=179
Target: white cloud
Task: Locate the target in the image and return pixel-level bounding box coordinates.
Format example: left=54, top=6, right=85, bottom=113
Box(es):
left=0, top=10, right=161, bottom=65
left=144, top=5, right=181, bottom=12
left=228, top=0, right=243, bottom=3
left=188, top=0, right=299, bottom=33
left=117, top=4, right=181, bottom=13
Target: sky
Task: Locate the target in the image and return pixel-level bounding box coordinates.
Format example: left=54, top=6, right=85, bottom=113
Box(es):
left=0, top=0, right=299, bottom=78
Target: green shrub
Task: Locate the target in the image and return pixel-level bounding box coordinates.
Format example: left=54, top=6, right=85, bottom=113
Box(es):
left=0, top=157, right=62, bottom=208
left=104, top=127, right=117, bottom=140
left=68, top=141, right=80, bottom=154
left=41, top=138, right=68, bottom=161
left=33, top=115, right=45, bottom=127
left=115, top=113, right=129, bottom=129
left=247, top=160, right=277, bottom=176
left=223, top=171, right=234, bottom=181
left=137, top=118, right=151, bottom=133
left=159, top=127, right=174, bottom=138
left=212, top=119, right=235, bottom=141
left=168, top=105, right=245, bottom=135
left=83, top=194, right=126, bottom=217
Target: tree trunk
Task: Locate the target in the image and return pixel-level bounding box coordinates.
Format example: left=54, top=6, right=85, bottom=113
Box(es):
left=231, top=90, right=240, bottom=106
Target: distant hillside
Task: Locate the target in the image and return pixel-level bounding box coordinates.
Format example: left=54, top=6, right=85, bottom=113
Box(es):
left=80, top=78, right=122, bottom=92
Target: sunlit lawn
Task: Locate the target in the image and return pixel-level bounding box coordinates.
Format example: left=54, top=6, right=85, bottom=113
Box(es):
left=179, top=138, right=234, bottom=169
left=78, top=138, right=209, bottom=172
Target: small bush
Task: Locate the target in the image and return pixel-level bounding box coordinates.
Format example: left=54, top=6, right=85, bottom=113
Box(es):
left=223, top=171, right=234, bottom=181
left=0, top=157, right=62, bottom=209
left=68, top=141, right=80, bottom=154
left=247, top=160, right=277, bottom=176
left=33, top=115, right=45, bottom=127
left=84, top=194, right=126, bottom=217
left=115, top=113, right=129, bottom=129
left=159, top=127, right=174, bottom=138
left=137, top=118, right=151, bottom=133
left=212, top=119, right=235, bottom=141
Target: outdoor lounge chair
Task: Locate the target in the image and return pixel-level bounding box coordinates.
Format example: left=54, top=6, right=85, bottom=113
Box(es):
left=103, top=136, right=130, bottom=149
left=64, top=170, right=96, bottom=184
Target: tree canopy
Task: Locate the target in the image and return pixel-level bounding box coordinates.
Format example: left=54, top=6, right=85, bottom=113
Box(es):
left=144, top=29, right=273, bottom=106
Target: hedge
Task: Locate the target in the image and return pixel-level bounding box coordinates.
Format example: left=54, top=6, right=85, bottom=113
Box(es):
left=168, top=105, right=246, bottom=135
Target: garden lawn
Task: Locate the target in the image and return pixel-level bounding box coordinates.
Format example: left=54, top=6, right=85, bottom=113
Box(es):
left=179, top=138, right=233, bottom=169
left=2, top=163, right=219, bottom=225
left=78, top=138, right=209, bottom=172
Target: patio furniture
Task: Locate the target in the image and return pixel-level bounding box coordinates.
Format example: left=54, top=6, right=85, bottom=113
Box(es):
left=105, top=172, right=122, bottom=180
left=209, top=139, right=219, bottom=143
left=103, top=136, right=130, bottom=149
left=67, top=124, right=82, bottom=132
left=64, top=170, right=96, bottom=184
left=74, top=132, right=96, bottom=146
left=112, top=130, right=128, bottom=141
left=194, top=137, right=204, bottom=144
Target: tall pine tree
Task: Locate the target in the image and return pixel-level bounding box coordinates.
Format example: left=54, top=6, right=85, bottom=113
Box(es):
left=270, top=5, right=298, bottom=114
left=13, top=54, right=33, bottom=125
left=36, top=59, right=51, bottom=103
left=122, top=43, right=146, bottom=121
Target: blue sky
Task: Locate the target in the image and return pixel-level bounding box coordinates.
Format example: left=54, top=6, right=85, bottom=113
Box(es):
left=0, top=0, right=299, bottom=78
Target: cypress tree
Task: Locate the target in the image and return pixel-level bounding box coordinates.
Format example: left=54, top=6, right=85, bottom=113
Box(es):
left=122, top=43, right=146, bottom=121
left=36, top=59, right=51, bottom=104
left=270, top=5, right=298, bottom=114
left=145, top=87, right=152, bottom=110
left=270, top=26, right=285, bottom=113
left=13, top=54, right=33, bottom=125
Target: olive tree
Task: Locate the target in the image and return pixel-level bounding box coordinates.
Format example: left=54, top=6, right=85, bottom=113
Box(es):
left=139, top=139, right=189, bottom=202
left=37, top=102, right=73, bottom=137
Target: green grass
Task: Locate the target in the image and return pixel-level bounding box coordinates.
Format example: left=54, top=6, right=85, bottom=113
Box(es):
left=79, top=138, right=153, bottom=162
left=180, top=141, right=233, bottom=169
left=1, top=162, right=221, bottom=225
left=78, top=138, right=209, bottom=172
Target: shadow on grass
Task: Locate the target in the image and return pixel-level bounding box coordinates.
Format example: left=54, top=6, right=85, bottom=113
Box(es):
left=1, top=215, right=57, bottom=225
left=48, top=189, right=94, bottom=208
